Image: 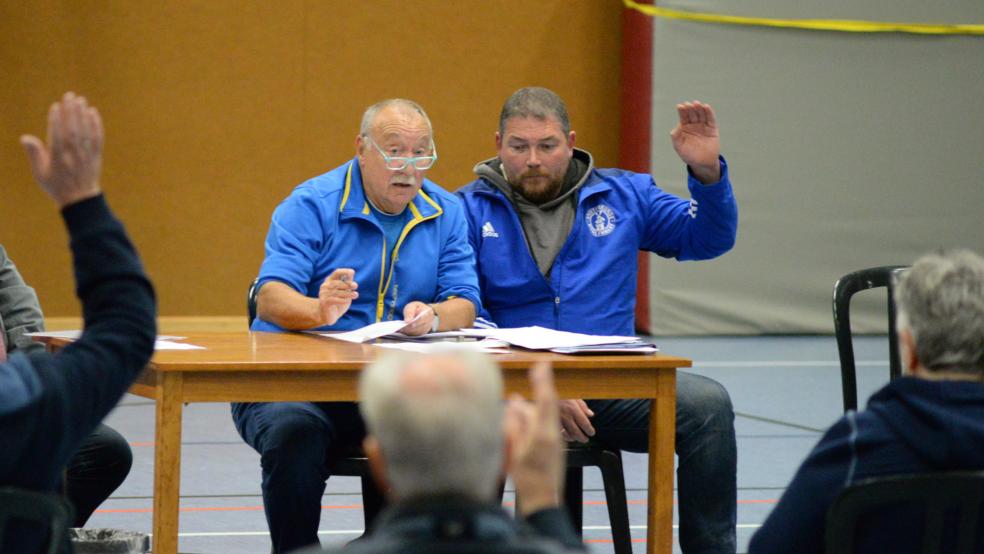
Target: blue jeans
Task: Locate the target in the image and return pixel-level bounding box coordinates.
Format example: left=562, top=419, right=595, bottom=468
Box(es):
left=231, top=401, right=366, bottom=553
left=586, top=371, right=737, bottom=554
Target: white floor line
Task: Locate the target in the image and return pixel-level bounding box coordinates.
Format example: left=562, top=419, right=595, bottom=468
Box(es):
left=169, top=524, right=763, bottom=538
left=694, top=360, right=885, bottom=367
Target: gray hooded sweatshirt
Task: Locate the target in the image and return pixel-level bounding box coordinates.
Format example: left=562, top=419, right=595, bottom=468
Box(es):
left=472, top=148, right=593, bottom=277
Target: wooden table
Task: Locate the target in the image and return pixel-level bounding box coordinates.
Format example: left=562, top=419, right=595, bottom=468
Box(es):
left=44, top=331, right=687, bottom=554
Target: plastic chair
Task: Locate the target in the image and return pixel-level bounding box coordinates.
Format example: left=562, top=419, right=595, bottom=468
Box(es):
left=0, top=487, right=74, bottom=554
left=247, top=278, right=385, bottom=529
left=825, top=471, right=984, bottom=554
left=564, top=442, right=632, bottom=554
left=832, top=266, right=909, bottom=412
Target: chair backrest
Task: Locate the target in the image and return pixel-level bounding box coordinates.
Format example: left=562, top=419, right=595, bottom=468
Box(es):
left=825, top=471, right=984, bottom=554
left=0, top=487, right=74, bottom=554
left=247, top=278, right=260, bottom=327
left=832, top=265, right=909, bottom=412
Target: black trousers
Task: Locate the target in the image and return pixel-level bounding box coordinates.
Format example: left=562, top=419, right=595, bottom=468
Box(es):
left=64, top=423, right=133, bottom=527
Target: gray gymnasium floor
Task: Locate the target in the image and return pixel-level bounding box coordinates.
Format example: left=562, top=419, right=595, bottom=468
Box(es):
left=87, top=335, right=893, bottom=553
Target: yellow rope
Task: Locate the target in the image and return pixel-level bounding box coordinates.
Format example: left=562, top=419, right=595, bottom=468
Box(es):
left=624, top=0, right=984, bottom=36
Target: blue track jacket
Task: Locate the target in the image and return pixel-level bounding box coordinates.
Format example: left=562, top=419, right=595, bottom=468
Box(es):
left=253, top=159, right=481, bottom=332
left=456, top=156, right=737, bottom=335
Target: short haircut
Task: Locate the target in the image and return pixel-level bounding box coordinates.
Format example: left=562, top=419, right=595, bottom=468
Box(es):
left=359, top=352, right=504, bottom=500
left=896, top=249, right=984, bottom=375
left=359, top=98, right=433, bottom=137
left=498, top=87, right=570, bottom=135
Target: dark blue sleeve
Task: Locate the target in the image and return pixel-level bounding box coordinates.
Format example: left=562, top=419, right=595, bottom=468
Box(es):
left=523, top=507, right=587, bottom=551
left=1, top=195, right=156, bottom=490
left=748, top=414, right=857, bottom=554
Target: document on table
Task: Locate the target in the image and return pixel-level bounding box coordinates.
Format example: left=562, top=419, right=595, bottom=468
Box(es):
left=479, top=326, right=641, bottom=350
left=26, top=330, right=205, bottom=350
left=374, top=339, right=511, bottom=354
left=313, top=309, right=432, bottom=343
left=154, top=340, right=205, bottom=350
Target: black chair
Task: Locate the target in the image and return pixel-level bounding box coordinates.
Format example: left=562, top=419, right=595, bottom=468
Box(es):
left=832, top=266, right=909, bottom=412
left=825, top=471, right=984, bottom=554
left=247, top=278, right=385, bottom=529
left=0, top=487, right=74, bottom=554
left=563, top=443, right=632, bottom=554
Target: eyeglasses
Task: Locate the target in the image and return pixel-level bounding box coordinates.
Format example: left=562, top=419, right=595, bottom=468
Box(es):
left=364, top=135, right=438, bottom=171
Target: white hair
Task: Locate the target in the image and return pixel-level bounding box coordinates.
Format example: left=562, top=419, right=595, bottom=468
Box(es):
left=895, top=249, right=984, bottom=375
left=359, top=98, right=433, bottom=137
left=359, top=351, right=504, bottom=501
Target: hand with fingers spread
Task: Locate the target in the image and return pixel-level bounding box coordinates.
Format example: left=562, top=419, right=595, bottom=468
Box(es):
left=558, top=399, right=595, bottom=443
left=318, top=268, right=358, bottom=326
left=505, top=362, right=567, bottom=516
left=670, top=100, right=721, bottom=184
left=400, top=301, right=436, bottom=337
left=20, top=92, right=104, bottom=207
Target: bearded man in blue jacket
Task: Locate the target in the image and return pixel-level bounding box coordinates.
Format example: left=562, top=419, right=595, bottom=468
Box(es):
left=749, top=249, right=984, bottom=554
left=456, top=87, right=739, bottom=553
left=237, top=99, right=482, bottom=553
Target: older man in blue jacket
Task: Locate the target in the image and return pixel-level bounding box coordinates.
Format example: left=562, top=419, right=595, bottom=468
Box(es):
left=457, top=87, right=739, bottom=553
left=236, top=99, right=482, bottom=552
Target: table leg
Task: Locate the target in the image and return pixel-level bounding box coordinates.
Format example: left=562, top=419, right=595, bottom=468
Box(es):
left=152, top=372, right=184, bottom=554
left=647, top=369, right=676, bottom=554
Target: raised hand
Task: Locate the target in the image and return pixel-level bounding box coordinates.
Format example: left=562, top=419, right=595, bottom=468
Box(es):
left=670, top=100, right=721, bottom=184
left=20, top=92, right=104, bottom=207
left=505, top=362, right=566, bottom=516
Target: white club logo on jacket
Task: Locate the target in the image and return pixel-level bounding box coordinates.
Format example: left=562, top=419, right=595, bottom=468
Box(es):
left=585, top=204, right=616, bottom=237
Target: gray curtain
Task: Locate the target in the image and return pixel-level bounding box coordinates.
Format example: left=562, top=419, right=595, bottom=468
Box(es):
left=644, top=0, right=984, bottom=334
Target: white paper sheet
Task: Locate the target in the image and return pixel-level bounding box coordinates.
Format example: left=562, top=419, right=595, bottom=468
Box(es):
left=480, top=326, right=640, bottom=350
left=314, top=320, right=410, bottom=343
left=374, top=339, right=510, bottom=354
left=26, top=330, right=186, bottom=341
left=154, top=340, right=205, bottom=350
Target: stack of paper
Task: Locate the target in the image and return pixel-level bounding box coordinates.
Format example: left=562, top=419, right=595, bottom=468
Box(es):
left=315, top=323, right=656, bottom=355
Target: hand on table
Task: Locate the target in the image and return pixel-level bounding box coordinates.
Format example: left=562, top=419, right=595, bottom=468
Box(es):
left=400, top=301, right=436, bottom=336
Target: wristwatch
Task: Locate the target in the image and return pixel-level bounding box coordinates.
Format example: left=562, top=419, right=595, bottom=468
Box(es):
left=429, top=304, right=440, bottom=333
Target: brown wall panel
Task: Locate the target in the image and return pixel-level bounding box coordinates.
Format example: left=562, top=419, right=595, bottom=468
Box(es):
left=1, top=1, right=621, bottom=317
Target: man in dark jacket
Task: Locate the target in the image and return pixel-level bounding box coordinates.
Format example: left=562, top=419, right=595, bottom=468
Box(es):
left=749, top=249, right=984, bottom=554
left=303, top=353, right=585, bottom=554
left=0, top=92, right=157, bottom=553
left=1, top=245, right=135, bottom=528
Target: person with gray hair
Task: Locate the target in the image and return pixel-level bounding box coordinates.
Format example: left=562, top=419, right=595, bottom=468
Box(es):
left=298, top=354, right=584, bottom=553
left=750, top=249, right=984, bottom=554
left=234, top=98, right=482, bottom=552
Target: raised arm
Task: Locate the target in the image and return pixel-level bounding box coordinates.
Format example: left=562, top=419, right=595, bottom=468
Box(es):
left=670, top=101, right=721, bottom=184
left=12, top=92, right=156, bottom=466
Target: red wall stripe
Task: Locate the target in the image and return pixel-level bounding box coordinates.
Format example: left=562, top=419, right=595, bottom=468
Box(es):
left=619, top=1, right=655, bottom=334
